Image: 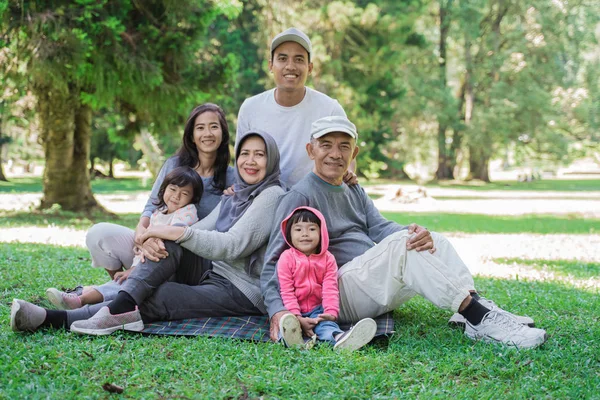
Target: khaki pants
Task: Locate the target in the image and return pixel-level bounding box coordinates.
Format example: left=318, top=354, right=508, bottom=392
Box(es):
left=338, top=231, right=475, bottom=323
left=86, top=223, right=136, bottom=271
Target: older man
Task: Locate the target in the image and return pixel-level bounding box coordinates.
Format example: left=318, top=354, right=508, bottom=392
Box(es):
left=236, top=27, right=353, bottom=187
left=261, top=116, right=546, bottom=349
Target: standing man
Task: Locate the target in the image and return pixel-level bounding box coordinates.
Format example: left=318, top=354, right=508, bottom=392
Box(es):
left=261, top=116, right=546, bottom=350
left=236, top=27, right=351, bottom=187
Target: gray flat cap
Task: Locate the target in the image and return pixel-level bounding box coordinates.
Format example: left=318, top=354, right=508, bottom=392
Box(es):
left=310, top=116, right=358, bottom=140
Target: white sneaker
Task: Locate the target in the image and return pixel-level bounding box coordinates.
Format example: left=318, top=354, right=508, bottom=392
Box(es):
left=333, top=318, right=377, bottom=351
left=46, top=288, right=82, bottom=310
left=279, top=314, right=304, bottom=347
left=449, top=297, right=535, bottom=329
left=464, top=309, right=546, bottom=349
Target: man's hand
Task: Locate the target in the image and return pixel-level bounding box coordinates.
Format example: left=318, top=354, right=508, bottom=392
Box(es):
left=297, top=315, right=319, bottom=338
left=269, top=310, right=289, bottom=342
left=113, top=267, right=135, bottom=284
left=407, top=223, right=435, bottom=253
left=141, top=237, right=168, bottom=262
left=342, top=170, right=359, bottom=186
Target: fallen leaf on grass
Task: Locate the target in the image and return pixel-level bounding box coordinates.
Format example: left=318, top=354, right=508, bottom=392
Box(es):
left=102, top=383, right=124, bottom=394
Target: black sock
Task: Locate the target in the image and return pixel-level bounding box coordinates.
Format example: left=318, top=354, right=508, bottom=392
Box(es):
left=470, top=291, right=481, bottom=301
left=41, top=309, right=68, bottom=330
left=459, top=298, right=490, bottom=325
left=107, top=291, right=137, bottom=315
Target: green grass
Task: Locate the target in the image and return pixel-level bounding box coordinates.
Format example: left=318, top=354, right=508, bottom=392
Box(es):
left=364, top=178, right=600, bottom=192
left=0, top=177, right=152, bottom=194
left=493, top=258, right=600, bottom=280
left=428, top=179, right=600, bottom=192
left=1, top=243, right=598, bottom=398
left=382, top=211, right=599, bottom=234
left=2, top=209, right=596, bottom=235
left=0, top=210, right=139, bottom=230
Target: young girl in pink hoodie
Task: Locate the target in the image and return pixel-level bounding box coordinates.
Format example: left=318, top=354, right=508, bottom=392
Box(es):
left=277, top=206, right=376, bottom=351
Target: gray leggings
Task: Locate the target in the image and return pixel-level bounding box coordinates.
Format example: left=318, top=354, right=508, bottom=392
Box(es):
left=67, top=241, right=261, bottom=325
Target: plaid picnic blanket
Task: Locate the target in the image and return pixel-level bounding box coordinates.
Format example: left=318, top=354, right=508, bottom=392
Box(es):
left=142, top=313, right=395, bottom=342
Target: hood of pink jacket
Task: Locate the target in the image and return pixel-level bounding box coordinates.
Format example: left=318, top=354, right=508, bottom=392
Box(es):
left=280, top=206, right=329, bottom=257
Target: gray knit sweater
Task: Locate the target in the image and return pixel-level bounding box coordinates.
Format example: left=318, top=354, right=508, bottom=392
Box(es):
left=177, top=185, right=285, bottom=314
left=261, top=173, right=407, bottom=317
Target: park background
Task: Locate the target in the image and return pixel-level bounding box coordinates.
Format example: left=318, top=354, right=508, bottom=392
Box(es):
left=1, top=0, right=599, bottom=398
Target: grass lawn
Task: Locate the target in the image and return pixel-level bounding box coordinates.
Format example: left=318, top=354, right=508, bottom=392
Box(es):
left=0, top=177, right=152, bottom=195
left=1, top=177, right=599, bottom=398
left=1, top=210, right=597, bottom=235
left=1, top=243, right=599, bottom=398
left=363, top=178, right=600, bottom=192
left=382, top=212, right=598, bottom=234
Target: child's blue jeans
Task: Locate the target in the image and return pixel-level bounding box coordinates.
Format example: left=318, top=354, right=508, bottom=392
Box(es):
left=303, top=305, right=343, bottom=344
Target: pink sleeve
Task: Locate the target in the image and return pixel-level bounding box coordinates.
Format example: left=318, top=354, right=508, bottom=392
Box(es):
left=170, top=204, right=199, bottom=227
left=277, top=250, right=302, bottom=316
left=321, top=252, right=340, bottom=318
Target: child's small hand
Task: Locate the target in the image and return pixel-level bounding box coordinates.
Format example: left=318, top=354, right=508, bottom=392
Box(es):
left=113, top=267, right=135, bottom=284
left=317, top=313, right=337, bottom=322
left=298, top=316, right=319, bottom=338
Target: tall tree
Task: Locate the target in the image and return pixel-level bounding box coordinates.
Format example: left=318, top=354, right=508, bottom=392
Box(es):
left=0, top=0, right=240, bottom=211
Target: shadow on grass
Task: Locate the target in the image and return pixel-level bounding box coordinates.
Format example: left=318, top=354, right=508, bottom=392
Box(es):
left=1, top=243, right=599, bottom=398
left=0, top=210, right=139, bottom=230
left=492, top=257, right=600, bottom=280
left=383, top=211, right=598, bottom=234
left=0, top=176, right=152, bottom=194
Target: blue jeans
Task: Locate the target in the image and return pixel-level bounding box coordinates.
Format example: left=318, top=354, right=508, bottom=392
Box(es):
left=304, top=305, right=343, bottom=344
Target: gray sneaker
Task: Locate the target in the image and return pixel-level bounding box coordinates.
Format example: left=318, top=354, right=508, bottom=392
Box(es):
left=464, top=309, right=547, bottom=349
left=449, top=298, right=535, bottom=329
left=70, top=306, right=143, bottom=336
left=333, top=318, right=377, bottom=351
left=10, top=299, right=46, bottom=333
left=279, top=313, right=304, bottom=348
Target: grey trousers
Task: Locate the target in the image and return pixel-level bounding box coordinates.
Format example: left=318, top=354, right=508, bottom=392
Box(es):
left=66, top=241, right=261, bottom=325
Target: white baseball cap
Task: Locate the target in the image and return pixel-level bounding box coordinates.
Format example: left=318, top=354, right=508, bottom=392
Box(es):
left=270, top=27, right=312, bottom=58
left=310, top=116, right=358, bottom=140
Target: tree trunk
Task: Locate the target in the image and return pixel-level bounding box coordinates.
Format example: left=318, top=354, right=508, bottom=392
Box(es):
left=0, top=111, right=8, bottom=182
left=0, top=155, right=7, bottom=181
left=36, top=85, right=100, bottom=212
left=135, top=128, right=164, bottom=178
left=435, top=0, right=455, bottom=180
left=0, top=139, right=7, bottom=181
left=469, top=146, right=491, bottom=182
left=108, top=156, right=114, bottom=178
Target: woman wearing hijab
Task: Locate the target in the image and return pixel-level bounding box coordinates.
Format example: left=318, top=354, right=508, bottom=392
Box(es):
left=11, top=131, right=285, bottom=335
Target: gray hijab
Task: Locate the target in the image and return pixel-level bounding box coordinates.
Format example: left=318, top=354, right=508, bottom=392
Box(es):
left=215, top=131, right=282, bottom=233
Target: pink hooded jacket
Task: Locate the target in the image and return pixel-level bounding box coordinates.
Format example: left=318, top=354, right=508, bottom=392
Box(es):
left=277, top=206, right=340, bottom=318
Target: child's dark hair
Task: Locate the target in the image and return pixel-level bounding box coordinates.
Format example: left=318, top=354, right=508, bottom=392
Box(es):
left=153, top=166, right=203, bottom=211
left=285, top=209, right=321, bottom=253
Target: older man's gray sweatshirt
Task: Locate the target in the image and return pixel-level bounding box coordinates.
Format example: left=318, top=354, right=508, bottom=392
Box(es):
left=261, top=172, right=407, bottom=317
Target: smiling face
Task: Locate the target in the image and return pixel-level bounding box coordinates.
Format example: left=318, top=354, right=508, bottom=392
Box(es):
left=269, top=41, right=313, bottom=94
left=236, top=135, right=268, bottom=185
left=290, top=220, right=320, bottom=256
left=162, top=183, right=194, bottom=214
left=307, top=132, right=359, bottom=186
left=193, top=111, right=223, bottom=156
